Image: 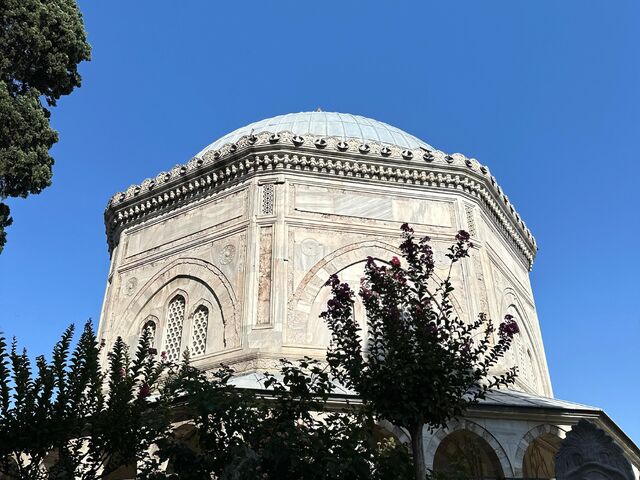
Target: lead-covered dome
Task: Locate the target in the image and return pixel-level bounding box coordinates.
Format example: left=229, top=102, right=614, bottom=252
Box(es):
left=197, top=111, right=434, bottom=156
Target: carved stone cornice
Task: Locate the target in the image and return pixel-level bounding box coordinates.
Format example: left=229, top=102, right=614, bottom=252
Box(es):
left=105, top=131, right=537, bottom=268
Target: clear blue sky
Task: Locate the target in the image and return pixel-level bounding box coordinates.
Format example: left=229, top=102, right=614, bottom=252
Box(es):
left=0, top=0, right=638, bottom=441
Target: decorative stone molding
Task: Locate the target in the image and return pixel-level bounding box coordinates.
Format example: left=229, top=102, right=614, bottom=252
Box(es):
left=120, top=257, right=240, bottom=350
left=513, top=424, right=567, bottom=477
left=556, top=420, right=634, bottom=480
left=257, top=226, right=273, bottom=326
left=105, top=131, right=536, bottom=269
left=286, top=239, right=465, bottom=345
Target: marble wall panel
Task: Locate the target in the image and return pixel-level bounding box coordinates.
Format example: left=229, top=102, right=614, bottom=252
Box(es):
left=125, top=190, right=247, bottom=258
left=257, top=226, right=273, bottom=326
left=293, top=185, right=454, bottom=227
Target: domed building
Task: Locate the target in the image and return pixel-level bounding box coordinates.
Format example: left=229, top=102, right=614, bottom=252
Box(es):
left=99, top=111, right=639, bottom=478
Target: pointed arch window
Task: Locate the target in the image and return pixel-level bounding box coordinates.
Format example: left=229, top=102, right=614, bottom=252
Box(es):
left=142, top=316, right=157, bottom=349
left=191, top=306, right=209, bottom=357
left=164, top=295, right=186, bottom=362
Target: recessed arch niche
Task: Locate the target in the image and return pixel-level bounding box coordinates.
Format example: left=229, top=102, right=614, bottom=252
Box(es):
left=500, top=288, right=547, bottom=394
left=119, top=258, right=240, bottom=357
left=513, top=424, right=566, bottom=478
left=426, top=419, right=513, bottom=478
left=286, top=240, right=465, bottom=348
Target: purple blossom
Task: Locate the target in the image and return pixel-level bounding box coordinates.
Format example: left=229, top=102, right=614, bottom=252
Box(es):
left=499, top=315, right=520, bottom=337
left=360, top=287, right=373, bottom=300
left=455, top=230, right=471, bottom=242
left=148, top=347, right=158, bottom=356
left=325, top=274, right=340, bottom=288
left=390, top=256, right=401, bottom=267
left=138, top=382, right=151, bottom=400
left=400, top=223, right=414, bottom=234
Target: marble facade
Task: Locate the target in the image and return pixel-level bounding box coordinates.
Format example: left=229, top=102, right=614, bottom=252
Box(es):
left=98, top=112, right=639, bottom=477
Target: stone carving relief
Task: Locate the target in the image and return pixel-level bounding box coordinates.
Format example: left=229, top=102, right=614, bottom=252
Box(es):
left=219, top=244, right=236, bottom=265
left=124, top=277, right=138, bottom=296
left=301, top=238, right=321, bottom=256
left=556, top=420, right=633, bottom=480
left=473, top=253, right=490, bottom=318
left=464, top=202, right=477, bottom=237
left=257, top=227, right=273, bottom=326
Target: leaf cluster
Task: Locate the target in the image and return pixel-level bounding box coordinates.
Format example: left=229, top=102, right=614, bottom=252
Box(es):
left=0, top=0, right=91, bottom=252
left=150, top=356, right=412, bottom=480
left=0, top=322, right=169, bottom=479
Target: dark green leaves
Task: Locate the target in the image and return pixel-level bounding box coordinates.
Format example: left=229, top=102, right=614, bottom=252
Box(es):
left=0, top=0, right=90, bottom=252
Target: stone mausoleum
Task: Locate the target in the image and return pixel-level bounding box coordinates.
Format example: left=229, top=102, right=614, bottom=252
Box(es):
left=98, top=111, right=639, bottom=478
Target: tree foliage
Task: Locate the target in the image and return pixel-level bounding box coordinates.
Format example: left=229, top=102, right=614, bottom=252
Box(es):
left=0, top=0, right=91, bottom=252
left=0, top=225, right=519, bottom=479
left=0, top=327, right=411, bottom=480
left=149, top=357, right=411, bottom=480
left=0, top=322, right=168, bottom=479
left=321, top=224, right=519, bottom=479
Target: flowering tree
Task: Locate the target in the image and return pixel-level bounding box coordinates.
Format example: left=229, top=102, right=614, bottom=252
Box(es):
left=321, top=224, right=520, bottom=480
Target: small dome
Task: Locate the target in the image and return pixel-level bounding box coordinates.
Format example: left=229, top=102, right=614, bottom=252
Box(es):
left=197, top=111, right=434, bottom=156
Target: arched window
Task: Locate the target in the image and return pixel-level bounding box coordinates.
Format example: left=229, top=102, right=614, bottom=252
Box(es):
left=164, top=295, right=186, bottom=362
left=522, top=432, right=562, bottom=479
left=434, top=429, right=505, bottom=479
left=191, top=306, right=209, bottom=356
left=142, top=316, right=157, bottom=348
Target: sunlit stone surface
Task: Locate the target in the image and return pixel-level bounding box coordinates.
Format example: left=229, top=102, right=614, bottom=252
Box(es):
left=98, top=112, right=639, bottom=477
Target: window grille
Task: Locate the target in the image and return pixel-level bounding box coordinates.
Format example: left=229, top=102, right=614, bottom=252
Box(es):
left=164, top=295, right=186, bottom=362
left=261, top=184, right=275, bottom=214
left=191, top=306, right=209, bottom=356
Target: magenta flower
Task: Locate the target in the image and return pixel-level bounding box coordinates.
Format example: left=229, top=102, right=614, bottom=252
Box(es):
left=455, top=230, right=471, bottom=242
left=499, top=315, right=520, bottom=337
left=400, top=223, right=414, bottom=234
left=148, top=347, right=157, bottom=356
left=390, top=256, right=401, bottom=267
left=119, top=367, right=126, bottom=377
left=138, top=382, right=151, bottom=400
